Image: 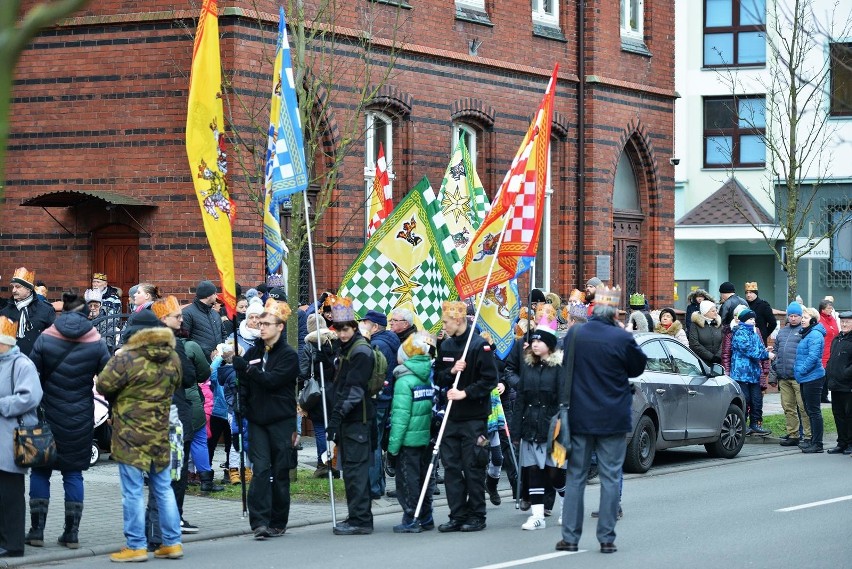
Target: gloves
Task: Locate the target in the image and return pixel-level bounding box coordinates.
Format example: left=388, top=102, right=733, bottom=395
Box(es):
left=232, top=356, right=248, bottom=373
left=291, top=432, right=301, bottom=449
left=326, top=424, right=339, bottom=443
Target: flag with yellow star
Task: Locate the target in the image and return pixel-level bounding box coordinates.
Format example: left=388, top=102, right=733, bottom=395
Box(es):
left=337, top=177, right=462, bottom=334
left=436, top=137, right=488, bottom=257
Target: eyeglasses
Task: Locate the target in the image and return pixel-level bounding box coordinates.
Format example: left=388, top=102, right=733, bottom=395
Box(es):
left=389, top=318, right=405, bottom=323
left=258, top=321, right=280, bottom=328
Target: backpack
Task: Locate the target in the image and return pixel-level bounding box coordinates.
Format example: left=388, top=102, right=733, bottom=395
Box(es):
left=347, top=338, right=388, bottom=398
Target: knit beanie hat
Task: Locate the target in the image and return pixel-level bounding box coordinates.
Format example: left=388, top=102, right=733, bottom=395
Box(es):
left=245, top=298, right=264, bottom=317
left=196, top=280, right=217, bottom=299
left=586, top=277, right=603, bottom=288
left=738, top=308, right=756, bottom=323
left=530, top=317, right=558, bottom=351
left=699, top=300, right=716, bottom=316
left=786, top=302, right=803, bottom=316
left=719, top=282, right=736, bottom=294
left=307, top=313, right=328, bottom=334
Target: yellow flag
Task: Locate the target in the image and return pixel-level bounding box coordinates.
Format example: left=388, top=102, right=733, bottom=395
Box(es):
left=186, top=0, right=236, bottom=318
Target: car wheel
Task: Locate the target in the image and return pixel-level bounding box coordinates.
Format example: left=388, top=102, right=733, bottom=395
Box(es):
left=624, top=415, right=656, bottom=473
left=705, top=404, right=746, bottom=459
left=90, top=442, right=100, bottom=466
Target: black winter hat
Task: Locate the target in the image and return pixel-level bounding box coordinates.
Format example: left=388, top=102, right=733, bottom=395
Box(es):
left=268, top=286, right=288, bottom=301
left=196, top=280, right=217, bottom=298
left=719, top=282, right=736, bottom=294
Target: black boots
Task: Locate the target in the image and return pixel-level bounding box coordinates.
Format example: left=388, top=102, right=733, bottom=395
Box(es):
left=57, top=501, right=84, bottom=549
left=486, top=475, right=501, bottom=506
left=199, top=470, right=225, bottom=492
left=25, top=498, right=50, bottom=547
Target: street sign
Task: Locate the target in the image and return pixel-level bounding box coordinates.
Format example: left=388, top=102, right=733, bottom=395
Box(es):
left=795, top=236, right=830, bottom=259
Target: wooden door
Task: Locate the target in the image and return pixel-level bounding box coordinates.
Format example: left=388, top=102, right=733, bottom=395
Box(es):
left=92, top=224, right=139, bottom=312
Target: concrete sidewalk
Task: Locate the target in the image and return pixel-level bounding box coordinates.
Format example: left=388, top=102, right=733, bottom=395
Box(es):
left=3, top=438, right=452, bottom=568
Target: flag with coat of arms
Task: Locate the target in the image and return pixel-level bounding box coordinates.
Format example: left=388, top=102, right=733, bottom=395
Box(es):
left=435, top=138, right=518, bottom=358
left=338, top=177, right=462, bottom=334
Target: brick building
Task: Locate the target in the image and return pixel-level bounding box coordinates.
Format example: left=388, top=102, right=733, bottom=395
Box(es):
left=2, top=0, right=675, bottom=311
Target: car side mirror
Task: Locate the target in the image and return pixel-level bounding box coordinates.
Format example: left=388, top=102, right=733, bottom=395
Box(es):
left=710, top=363, right=725, bottom=377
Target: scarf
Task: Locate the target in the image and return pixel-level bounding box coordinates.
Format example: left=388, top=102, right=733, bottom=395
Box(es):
left=14, top=293, right=35, bottom=339
left=239, top=319, right=260, bottom=341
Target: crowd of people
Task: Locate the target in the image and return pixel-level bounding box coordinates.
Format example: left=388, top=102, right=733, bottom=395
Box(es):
left=1, top=267, right=851, bottom=560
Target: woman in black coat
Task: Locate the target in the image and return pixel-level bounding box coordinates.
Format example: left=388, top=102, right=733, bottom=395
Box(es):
left=25, top=294, right=110, bottom=550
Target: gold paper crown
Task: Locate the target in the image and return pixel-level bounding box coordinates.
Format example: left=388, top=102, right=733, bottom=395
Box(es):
left=264, top=297, right=292, bottom=322
left=568, top=289, right=585, bottom=304
left=442, top=300, right=467, bottom=320
left=402, top=332, right=436, bottom=358
left=11, top=267, right=35, bottom=289
left=0, top=315, right=18, bottom=341
left=323, top=294, right=337, bottom=308
left=745, top=281, right=758, bottom=292
left=535, top=303, right=557, bottom=321
left=92, top=272, right=108, bottom=281
left=152, top=295, right=181, bottom=320
left=596, top=285, right=622, bottom=307
left=330, top=297, right=355, bottom=323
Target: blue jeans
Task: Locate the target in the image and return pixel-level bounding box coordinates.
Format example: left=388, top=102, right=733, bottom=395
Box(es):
left=561, top=433, right=627, bottom=545
left=800, top=379, right=825, bottom=446
left=29, top=468, right=84, bottom=502
left=737, top=381, right=764, bottom=426
left=190, top=427, right=212, bottom=473
left=369, top=404, right=390, bottom=498
left=118, top=463, right=181, bottom=549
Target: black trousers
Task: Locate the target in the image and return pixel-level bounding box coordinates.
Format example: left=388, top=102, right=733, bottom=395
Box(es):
left=831, top=390, right=852, bottom=447
left=207, top=416, right=231, bottom=465
left=248, top=419, right=296, bottom=530
left=396, top=445, right=435, bottom=522
left=0, top=471, right=25, bottom=554
left=440, top=418, right=488, bottom=523
left=340, top=421, right=373, bottom=528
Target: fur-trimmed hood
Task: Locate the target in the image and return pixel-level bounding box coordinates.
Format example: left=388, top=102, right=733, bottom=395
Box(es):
left=691, top=310, right=721, bottom=328
left=523, top=348, right=563, bottom=367
left=305, top=328, right=337, bottom=345
left=121, top=326, right=176, bottom=362
left=688, top=288, right=716, bottom=304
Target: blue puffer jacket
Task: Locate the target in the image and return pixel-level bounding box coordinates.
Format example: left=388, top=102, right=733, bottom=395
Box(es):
left=770, top=324, right=802, bottom=380
left=729, top=323, right=769, bottom=383
left=795, top=323, right=826, bottom=383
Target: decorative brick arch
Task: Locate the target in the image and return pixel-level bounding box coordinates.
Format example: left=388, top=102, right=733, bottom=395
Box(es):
left=366, top=85, right=412, bottom=120
left=450, top=98, right=496, bottom=129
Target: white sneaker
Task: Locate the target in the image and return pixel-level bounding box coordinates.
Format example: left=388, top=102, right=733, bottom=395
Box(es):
left=521, top=516, right=546, bottom=530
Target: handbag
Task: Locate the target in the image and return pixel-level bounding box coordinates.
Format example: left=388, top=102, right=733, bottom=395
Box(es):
left=15, top=406, right=57, bottom=468
left=546, top=324, right=581, bottom=468
left=298, top=370, right=322, bottom=412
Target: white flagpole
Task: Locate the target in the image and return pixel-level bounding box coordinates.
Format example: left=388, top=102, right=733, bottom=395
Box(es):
left=301, top=191, right=337, bottom=526
left=414, top=203, right=517, bottom=519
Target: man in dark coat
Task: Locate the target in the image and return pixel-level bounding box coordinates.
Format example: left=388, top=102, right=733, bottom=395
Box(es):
left=326, top=297, right=376, bottom=535
left=825, top=311, right=852, bottom=454
left=718, top=282, right=748, bottom=328
left=181, top=280, right=224, bottom=362
left=358, top=309, right=400, bottom=499
left=744, top=282, right=777, bottom=343
left=26, top=293, right=110, bottom=550
left=232, top=299, right=300, bottom=540
left=558, top=297, right=647, bottom=555
left=0, top=267, right=55, bottom=356
left=433, top=301, right=498, bottom=533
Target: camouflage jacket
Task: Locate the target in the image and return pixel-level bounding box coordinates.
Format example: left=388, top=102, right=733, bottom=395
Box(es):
left=97, top=327, right=182, bottom=471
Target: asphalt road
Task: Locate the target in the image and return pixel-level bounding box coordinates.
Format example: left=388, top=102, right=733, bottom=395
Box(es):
left=35, top=443, right=851, bottom=569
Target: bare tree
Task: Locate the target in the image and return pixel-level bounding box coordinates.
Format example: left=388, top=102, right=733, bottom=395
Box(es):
left=712, top=0, right=852, bottom=301
left=223, top=0, right=409, bottom=316
left=0, top=0, right=90, bottom=201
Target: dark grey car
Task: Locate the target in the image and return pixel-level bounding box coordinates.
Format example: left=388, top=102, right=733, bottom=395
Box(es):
left=624, top=333, right=747, bottom=473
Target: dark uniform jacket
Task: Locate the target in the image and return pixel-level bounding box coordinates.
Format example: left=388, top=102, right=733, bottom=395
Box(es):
left=237, top=336, right=299, bottom=426
left=329, top=332, right=374, bottom=426
left=747, top=295, right=777, bottom=343
left=0, top=294, right=56, bottom=356
left=433, top=325, right=498, bottom=422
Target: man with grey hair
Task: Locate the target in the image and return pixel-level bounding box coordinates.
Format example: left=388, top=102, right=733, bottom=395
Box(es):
left=557, top=298, right=647, bottom=555
left=389, top=308, right=417, bottom=345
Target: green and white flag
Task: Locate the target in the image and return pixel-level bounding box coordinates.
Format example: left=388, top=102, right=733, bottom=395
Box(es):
left=436, top=137, right=489, bottom=257
left=338, top=177, right=462, bottom=334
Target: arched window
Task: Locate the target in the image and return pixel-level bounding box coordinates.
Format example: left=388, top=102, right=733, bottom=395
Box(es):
left=613, top=150, right=640, bottom=211
left=452, top=123, right=478, bottom=170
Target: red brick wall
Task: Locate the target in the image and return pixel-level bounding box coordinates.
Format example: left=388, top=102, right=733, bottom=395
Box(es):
left=4, top=0, right=675, bottom=309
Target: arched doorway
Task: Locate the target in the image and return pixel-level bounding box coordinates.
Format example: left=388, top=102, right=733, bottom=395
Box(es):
left=92, top=224, right=139, bottom=311
left=612, top=150, right=644, bottom=309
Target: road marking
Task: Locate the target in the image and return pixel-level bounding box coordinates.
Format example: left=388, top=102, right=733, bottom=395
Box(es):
left=470, top=551, right=581, bottom=569
left=776, top=495, right=852, bottom=512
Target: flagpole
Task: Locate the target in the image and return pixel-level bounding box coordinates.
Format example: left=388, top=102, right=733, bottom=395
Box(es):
left=414, top=204, right=516, bottom=519
left=301, top=191, right=338, bottom=526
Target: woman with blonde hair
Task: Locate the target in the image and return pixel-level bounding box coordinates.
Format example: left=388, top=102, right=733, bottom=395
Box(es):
left=795, top=307, right=827, bottom=453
